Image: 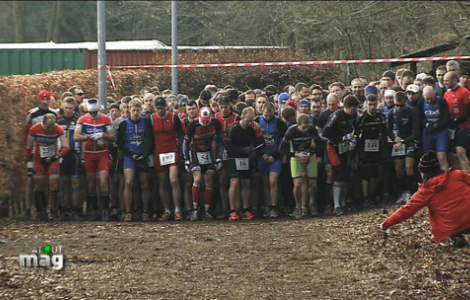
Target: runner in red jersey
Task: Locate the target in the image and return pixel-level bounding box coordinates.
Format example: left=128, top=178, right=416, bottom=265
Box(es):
left=146, top=97, right=184, bottom=221
left=74, top=99, right=115, bottom=220
left=26, top=114, right=69, bottom=220
left=215, top=96, right=240, bottom=219
left=183, top=107, right=223, bottom=221
left=180, top=100, right=199, bottom=217
left=24, top=90, right=57, bottom=219
left=444, top=71, right=470, bottom=172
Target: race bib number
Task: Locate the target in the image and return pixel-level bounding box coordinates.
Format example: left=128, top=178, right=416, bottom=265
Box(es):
left=392, top=144, right=406, bottom=156
left=364, top=139, right=379, bottom=152
left=159, top=152, right=175, bottom=166
left=222, top=149, right=228, bottom=161
left=148, top=155, right=155, bottom=167
left=235, top=158, right=249, bottom=171
left=197, top=151, right=212, bottom=165
left=39, top=145, right=55, bottom=158
left=338, top=142, right=348, bottom=155
left=449, top=129, right=456, bottom=140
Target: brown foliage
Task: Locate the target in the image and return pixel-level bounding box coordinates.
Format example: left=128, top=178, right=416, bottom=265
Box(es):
left=0, top=70, right=160, bottom=200
left=152, top=49, right=341, bottom=97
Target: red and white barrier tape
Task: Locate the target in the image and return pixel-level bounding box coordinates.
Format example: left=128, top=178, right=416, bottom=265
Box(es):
left=102, top=56, right=470, bottom=70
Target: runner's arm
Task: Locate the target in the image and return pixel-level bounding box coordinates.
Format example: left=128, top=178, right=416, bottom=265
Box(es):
left=452, top=103, right=470, bottom=127
left=434, top=99, right=451, bottom=131
left=116, top=120, right=133, bottom=157
left=143, top=115, right=154, bottom=158
left=73, top=122, right=89, bottom=142
left=182, top=121, right=195, bottom=161
left=402, top=109, right=420, bottom=144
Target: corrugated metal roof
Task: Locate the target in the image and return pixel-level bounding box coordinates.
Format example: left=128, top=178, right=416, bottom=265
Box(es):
left=0, top=40, right=287, bottom=51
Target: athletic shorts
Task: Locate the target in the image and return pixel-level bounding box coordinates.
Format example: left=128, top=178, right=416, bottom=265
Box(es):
left=154, top=151, right=180, bottom=173
left=83, top=152, right=110, bottom=174
left=110, top=156, right=124, bottom=176
left=290, top=156, right=317, bottom=179
left=190, top=150, right=216, bottom=175
left=422, top=129, right=449, bottom=153
left=227, top=158, right=252, bottom=179
left=61, top=151, right=84, bottom=178
left=258, top=157, right=283, bottom=176
left=123, top=154, right=148, bottom=173
left=357, top=139, right=382, bottom=165
left=455, top=128, right=470, bottom=148
left=33, top=156, right=60, bottom=177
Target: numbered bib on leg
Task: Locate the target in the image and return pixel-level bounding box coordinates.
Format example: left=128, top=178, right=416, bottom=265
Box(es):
left=159, top=152, right=176, bottom=166
left=391, top=144, right=406, bottom=156
left=196, top=151, right=212, bottom=165
left=235, top=158, right=249, bottom=171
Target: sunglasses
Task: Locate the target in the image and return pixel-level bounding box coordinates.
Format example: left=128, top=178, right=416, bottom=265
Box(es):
left=76, top=93, right=84, bottom=96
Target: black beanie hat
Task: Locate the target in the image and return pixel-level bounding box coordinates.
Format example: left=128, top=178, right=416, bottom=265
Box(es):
left=200, top=89, right=212, bottom=102
left=418, top=150, right=440, bottom=173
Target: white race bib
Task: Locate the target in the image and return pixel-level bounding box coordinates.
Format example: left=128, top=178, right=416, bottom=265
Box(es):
left=197, top=151, right=212, bottom=165
left=235, top=158, right=249, bottom=170
left=148, top=155, right=155, bottom=167
left=392, top=144, right=406, bottom=156
left=39, top=145, right=55, bottom=158
left=159, top=152, right=176, bottom=166
left=449, top=129, right=456, bottom=140
left=338, top=142, right=348, bottom=154
left=222, top=149, right=228, bottom=161
left=364, top=139, right=380, bottom=152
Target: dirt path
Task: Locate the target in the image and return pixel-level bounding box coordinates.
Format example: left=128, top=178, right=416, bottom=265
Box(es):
left=1, top=207, right=469, bottom=299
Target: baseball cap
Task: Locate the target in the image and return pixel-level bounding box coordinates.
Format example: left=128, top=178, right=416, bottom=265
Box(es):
left=154, top=97, right=167, bottom=108
left=278, top=93, right=290, bottom=105
left=364, top=85, right=378, bottom=96
left=38, top=90, right=51, bottom=102
left=298, top=99, right=310, bottom=107
left=384, top=89, right=396, bottom=98
left=416, top=72, right=428, bottom=81
left=406, top=84, right=419, bottom=94
left=200, top=89, right=212, bottom=102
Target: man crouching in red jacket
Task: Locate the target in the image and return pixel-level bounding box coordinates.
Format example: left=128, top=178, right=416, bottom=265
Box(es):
left=381, top=150, right=470, bottom=248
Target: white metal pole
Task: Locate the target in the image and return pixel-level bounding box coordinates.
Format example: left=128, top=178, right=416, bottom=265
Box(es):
left=171, top=1, right=178, bottom=94
left=97, top=0, right=107, bottom=113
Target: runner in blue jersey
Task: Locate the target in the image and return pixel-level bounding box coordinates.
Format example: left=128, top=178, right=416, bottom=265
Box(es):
left=117, top=100, right=151, bottom=222
left=417, top=86, right=450, bottom=170
left=255, top=102, right=287, bottom=218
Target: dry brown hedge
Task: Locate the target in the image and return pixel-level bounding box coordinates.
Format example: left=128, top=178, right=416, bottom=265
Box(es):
left=0, top=69, right=160, bottom=200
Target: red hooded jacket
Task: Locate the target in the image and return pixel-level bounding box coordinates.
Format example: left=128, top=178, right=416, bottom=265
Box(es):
left=383, top=168, right=470, bottom=245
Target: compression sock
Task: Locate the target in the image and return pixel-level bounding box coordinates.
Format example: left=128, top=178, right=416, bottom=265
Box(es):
left=406, top=175, right=416, bottom=194
left=326, top=183, right=333, bottom=206
left=192, top=184, right=200, bottom=210
left=333, top=182, right=341, bottom=208
left=396, top=176, right=405, bottom=198
left=87, top=193, right=97, bottom=211
left=101, top=192, right=110, bottom=211
left=204, top=188, right=212, bottom=212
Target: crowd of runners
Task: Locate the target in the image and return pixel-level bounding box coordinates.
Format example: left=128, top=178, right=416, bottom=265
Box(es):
left=23, top=60, right=470, bottom=222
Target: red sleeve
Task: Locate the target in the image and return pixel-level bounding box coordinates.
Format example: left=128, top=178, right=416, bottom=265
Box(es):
left=251, top=121, right=263, bottom=138
left=463, top=89, right=470, bottom=105
left=55, top=124, right=65, bottom=136
left=382, top=188, right=429, bottom=230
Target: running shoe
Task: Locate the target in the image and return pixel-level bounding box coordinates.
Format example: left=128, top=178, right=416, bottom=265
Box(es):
left=101, top=210, right=111, bottom=222
left=188, top=210, right=198, bottom=221
left=333, top=207, right=344, bottom=216
left=159, top=212, right=172, bottom=221
left=289, top=207, right=300, bottom=218
left=124, top=213, right=132, bottom=223
left=142, top=212, right=151, bottom=222
left=300, top=207, right=308, bottom=218
left=151, top=213, right=158, bottom=222
left=174, top=211, right=182, bottom=221
left=110, top=208, right=120, bottom=221
left=201, top=211, right=213, bottom=221
left=269, top=208, right=279, bottom=218
left=310, top=205, right=319, bottom=217
left=325, top=205, right=333, bottom=216
left=229, top=211, right=240, bottom=221
left=242, top=210, right=254, bottom=220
